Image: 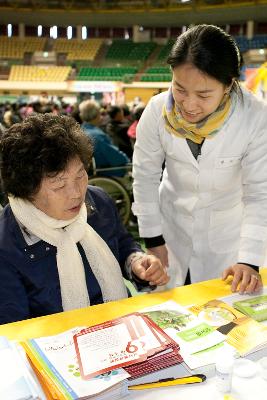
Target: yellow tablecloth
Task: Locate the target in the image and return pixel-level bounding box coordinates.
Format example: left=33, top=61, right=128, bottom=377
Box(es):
left=1, top=268, right=266, bottom=341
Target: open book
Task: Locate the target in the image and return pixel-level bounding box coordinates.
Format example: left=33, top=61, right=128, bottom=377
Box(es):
left=22, top=327, right=129, bottom=400
left=190, top=299, right=267, bottom=357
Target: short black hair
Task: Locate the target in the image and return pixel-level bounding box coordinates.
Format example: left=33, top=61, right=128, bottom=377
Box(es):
left=108, top=106, right=122, bottom=119
left=134, top=106, right=145, bottom=121
left=0, top=113, right=93, bottom=199
left=167, top=24, right=243, bottom=88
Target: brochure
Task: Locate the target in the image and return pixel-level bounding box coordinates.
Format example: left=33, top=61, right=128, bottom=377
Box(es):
left=140, top=300, right=230, bottom=370
left=23, top=314, right=183, bottom=397
left=73, top=313, right=183, bottom=380
left=233, top=295, right=267, bottom=322
left=23, top=327, right=129, bottom=400
left=190, top=299, right=267, bottom=357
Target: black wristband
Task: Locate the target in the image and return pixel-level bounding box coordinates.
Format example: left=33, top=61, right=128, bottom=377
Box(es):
left=143, top=235, right=165, bottom=248
left=237, top=262, right=259, bottom=273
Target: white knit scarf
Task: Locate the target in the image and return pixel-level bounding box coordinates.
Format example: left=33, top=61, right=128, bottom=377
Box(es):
left=9, top=196, right=128, bottom=311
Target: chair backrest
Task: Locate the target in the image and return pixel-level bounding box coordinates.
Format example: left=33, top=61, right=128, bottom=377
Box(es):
left=87, top=157, right=98, bottom=177
left=88, top=157, right=132, bottom=177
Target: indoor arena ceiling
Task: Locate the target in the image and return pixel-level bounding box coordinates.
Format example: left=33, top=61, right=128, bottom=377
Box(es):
left=0, top=0, right=266, bottom=27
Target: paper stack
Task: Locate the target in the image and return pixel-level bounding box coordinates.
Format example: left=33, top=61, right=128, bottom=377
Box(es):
left=73, top=313, right=183, bottom=381
left=0, top=336, right=41, bottom=400
left=22, top=314, right=183, bottom=399
left=23, top=327, right=129, bottom=400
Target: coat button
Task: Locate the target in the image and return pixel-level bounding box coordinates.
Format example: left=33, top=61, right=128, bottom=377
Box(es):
left=30, top=254, right=35, bottom=259
left=46, top=247, right=50, bottom=251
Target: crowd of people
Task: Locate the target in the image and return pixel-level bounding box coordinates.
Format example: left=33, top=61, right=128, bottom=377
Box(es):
left=0, top=96, right=145, bottom=184
left=0, top=96, right=144, bottom=153
left=0, top=24, right=266, bottom=326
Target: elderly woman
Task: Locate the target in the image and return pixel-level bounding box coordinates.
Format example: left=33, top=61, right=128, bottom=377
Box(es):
left=79, top=99, right=129, bottom=177
left=0, top=113, right=169, bottom=325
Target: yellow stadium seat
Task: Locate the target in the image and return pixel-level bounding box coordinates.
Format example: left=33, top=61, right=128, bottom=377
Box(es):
left=9, top=66, right=71, bottom=81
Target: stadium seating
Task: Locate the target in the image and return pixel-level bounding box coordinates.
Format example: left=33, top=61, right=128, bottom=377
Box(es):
left=141, top=66, right=172, bottom=82
left=157, top=40, right=175, bottom=61
left=2, top=34, right=267, bottom=84
left=9, top=66, right=71, bottom=81
left=0, top=37, right=46, bottom=59
left=52, top=38, right=103, bottom=61
left=234, top=34, right=267, bottom=52
left=106, top=40, right=157, bottom=61
left=77, top=66, right=137, bottom=82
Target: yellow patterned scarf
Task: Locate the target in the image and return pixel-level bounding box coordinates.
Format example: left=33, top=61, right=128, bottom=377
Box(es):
left=162, top=88, right=231, bottom=144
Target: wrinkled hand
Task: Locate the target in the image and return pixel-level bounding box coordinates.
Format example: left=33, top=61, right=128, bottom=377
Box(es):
left=222, top=263, right=263, bottom=294
left=131, top=254, right=170, bottom=286
left=146, top=244, right=169, bottom=269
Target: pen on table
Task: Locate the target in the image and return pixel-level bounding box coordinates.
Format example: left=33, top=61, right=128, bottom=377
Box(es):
left=128, top=374, right=206, bottom=390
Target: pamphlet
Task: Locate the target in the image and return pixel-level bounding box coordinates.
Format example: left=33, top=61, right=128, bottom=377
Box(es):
left=23, top=327, right=129, bottom=400
left=190, top=299, right=267, bottom=356
left=73, top=313, right=183, bottom=380
left=73, top=314, right=166, bottom=379
left=233, top=295, right=267, bottom=322
left=23, top=314, right=183, bottom=398
left=140, top=300, right=229, bottom=369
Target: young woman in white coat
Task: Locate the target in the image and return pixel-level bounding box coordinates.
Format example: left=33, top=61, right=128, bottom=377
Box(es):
left=132, top=24, right=267, bottom=294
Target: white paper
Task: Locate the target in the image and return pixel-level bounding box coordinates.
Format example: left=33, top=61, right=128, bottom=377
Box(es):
left=29, top=327, right=129, bottom=397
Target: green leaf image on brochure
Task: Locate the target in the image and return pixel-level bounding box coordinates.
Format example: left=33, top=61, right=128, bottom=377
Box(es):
left=233, top=295, right=267, bottom=322
left=143, top=310, right=194, bottom=331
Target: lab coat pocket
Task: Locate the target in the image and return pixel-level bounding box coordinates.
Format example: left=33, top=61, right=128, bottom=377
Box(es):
left=214, top=156, right=242, bottom=191
left=209, top=203, right=243, bottom=254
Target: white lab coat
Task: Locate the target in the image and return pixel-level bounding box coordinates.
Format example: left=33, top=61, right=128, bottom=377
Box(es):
left=132, top=88, right=267, bottom=287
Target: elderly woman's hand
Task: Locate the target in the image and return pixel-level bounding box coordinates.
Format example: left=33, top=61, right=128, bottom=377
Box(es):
left=222, top=263, right=263, bottom=294
left=146, top=244, right=169, bottom=269
left=131, top=254, right=170, bottom=286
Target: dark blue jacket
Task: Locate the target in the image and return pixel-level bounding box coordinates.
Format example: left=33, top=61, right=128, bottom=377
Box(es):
left=0, top=186, right=143, bottom=325
left=81, top=122, right=129, bottom=177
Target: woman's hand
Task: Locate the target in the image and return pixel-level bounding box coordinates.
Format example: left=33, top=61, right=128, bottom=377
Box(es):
left=131, top=254, right=170, bottom=286
left=146, top=244, right=169, bottom=269
left=222, top=263, right=263, bottom=294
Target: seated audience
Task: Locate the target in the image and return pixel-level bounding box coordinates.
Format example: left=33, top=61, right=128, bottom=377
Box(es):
left=0, top=114, right=169, bottom=324
left=79, top=100, right=129, bottom=177
left=127, top=105, right=145, bottom=148
left=105, top=105, right=132, bottom=158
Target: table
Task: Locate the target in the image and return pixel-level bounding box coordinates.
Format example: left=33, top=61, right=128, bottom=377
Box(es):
left=1, top=271, right=267, bottom=400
